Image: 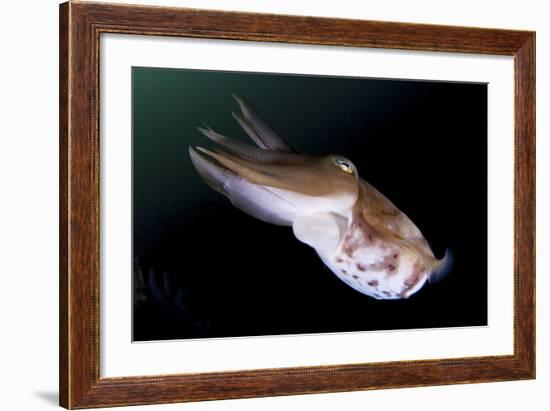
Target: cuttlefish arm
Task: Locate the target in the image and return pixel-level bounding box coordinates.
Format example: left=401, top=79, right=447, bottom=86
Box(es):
left=188, top=95, right=451, bottom=299
left=230, top=94, right=293, bottom=152
left=190, top=96, right=359, bottom=227
left=189, top=145, right=298, bottom=226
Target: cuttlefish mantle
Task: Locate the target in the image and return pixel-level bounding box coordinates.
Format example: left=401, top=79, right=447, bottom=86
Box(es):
left=188, top=95, right=452, bottom=300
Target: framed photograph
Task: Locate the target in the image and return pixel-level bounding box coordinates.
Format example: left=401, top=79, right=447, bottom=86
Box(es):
left=59, top=1, right=535, bottom=408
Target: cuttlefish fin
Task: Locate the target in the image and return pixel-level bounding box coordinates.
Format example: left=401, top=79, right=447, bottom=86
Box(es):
left=189, top=146, right=296, bottom=226
left=231, top=94, right=293, bottom=152
left=428, top=248, right=454, bottom=284
left=292, top=212, right=349, bottom=254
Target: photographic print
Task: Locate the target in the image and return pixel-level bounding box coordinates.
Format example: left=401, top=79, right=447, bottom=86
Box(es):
left=60, top=4, right=535, bottom=406
left=132, top=67, right=488, bottom=342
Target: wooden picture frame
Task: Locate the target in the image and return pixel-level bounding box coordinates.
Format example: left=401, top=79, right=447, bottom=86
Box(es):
left=59, top=1, right=535, bottom=408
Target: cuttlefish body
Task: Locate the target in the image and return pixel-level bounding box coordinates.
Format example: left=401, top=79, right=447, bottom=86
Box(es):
left=189, top=95, right=452, bottom=300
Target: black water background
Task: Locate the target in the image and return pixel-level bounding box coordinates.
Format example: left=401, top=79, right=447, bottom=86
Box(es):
left=132, top=67, right=488, bottom=341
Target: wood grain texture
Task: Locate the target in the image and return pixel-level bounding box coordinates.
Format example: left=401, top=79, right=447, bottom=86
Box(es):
left=514, top=34, right=536, bottom=375
left=59, top=2, right=69, bottom=407
left=59, top=1, right=536, bottom=408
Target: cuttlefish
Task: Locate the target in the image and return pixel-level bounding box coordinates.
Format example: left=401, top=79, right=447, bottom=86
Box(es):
left=188, top=95, right=452, bottom=300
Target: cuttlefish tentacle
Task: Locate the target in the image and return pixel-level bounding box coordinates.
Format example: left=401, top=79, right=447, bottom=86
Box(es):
left=188, top=95, right=452, bottom=299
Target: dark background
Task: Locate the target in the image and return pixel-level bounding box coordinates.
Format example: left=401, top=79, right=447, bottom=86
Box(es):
left=132, top=67, right=487, bottom=341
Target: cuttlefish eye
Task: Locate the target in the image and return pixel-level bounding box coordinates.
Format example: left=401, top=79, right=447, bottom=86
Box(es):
left=333, top=157, right=354, bottom=175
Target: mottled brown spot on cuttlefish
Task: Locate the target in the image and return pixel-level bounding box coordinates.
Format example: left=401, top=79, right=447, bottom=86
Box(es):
left=382, top=291, right=392, bottom=297
left=413, top=262, right=426, bottom=276
left=367, top=280, right=379, bottom=287
left=381, top=209, right=399, bottom=217
left=342, top=241, right=356, bottom=257
left=388, top=264, right=396, bottom=271
left=352, top=274, right=359, bottom=279
left=405, top=274, right=421, bottom=288
left=341, top=269, right=348, bottom=275
left=400, top=266, right=426, bottom=297
left=356, top=263, right=366, bottom=271
left=335, top=257, right=344, bottom=263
